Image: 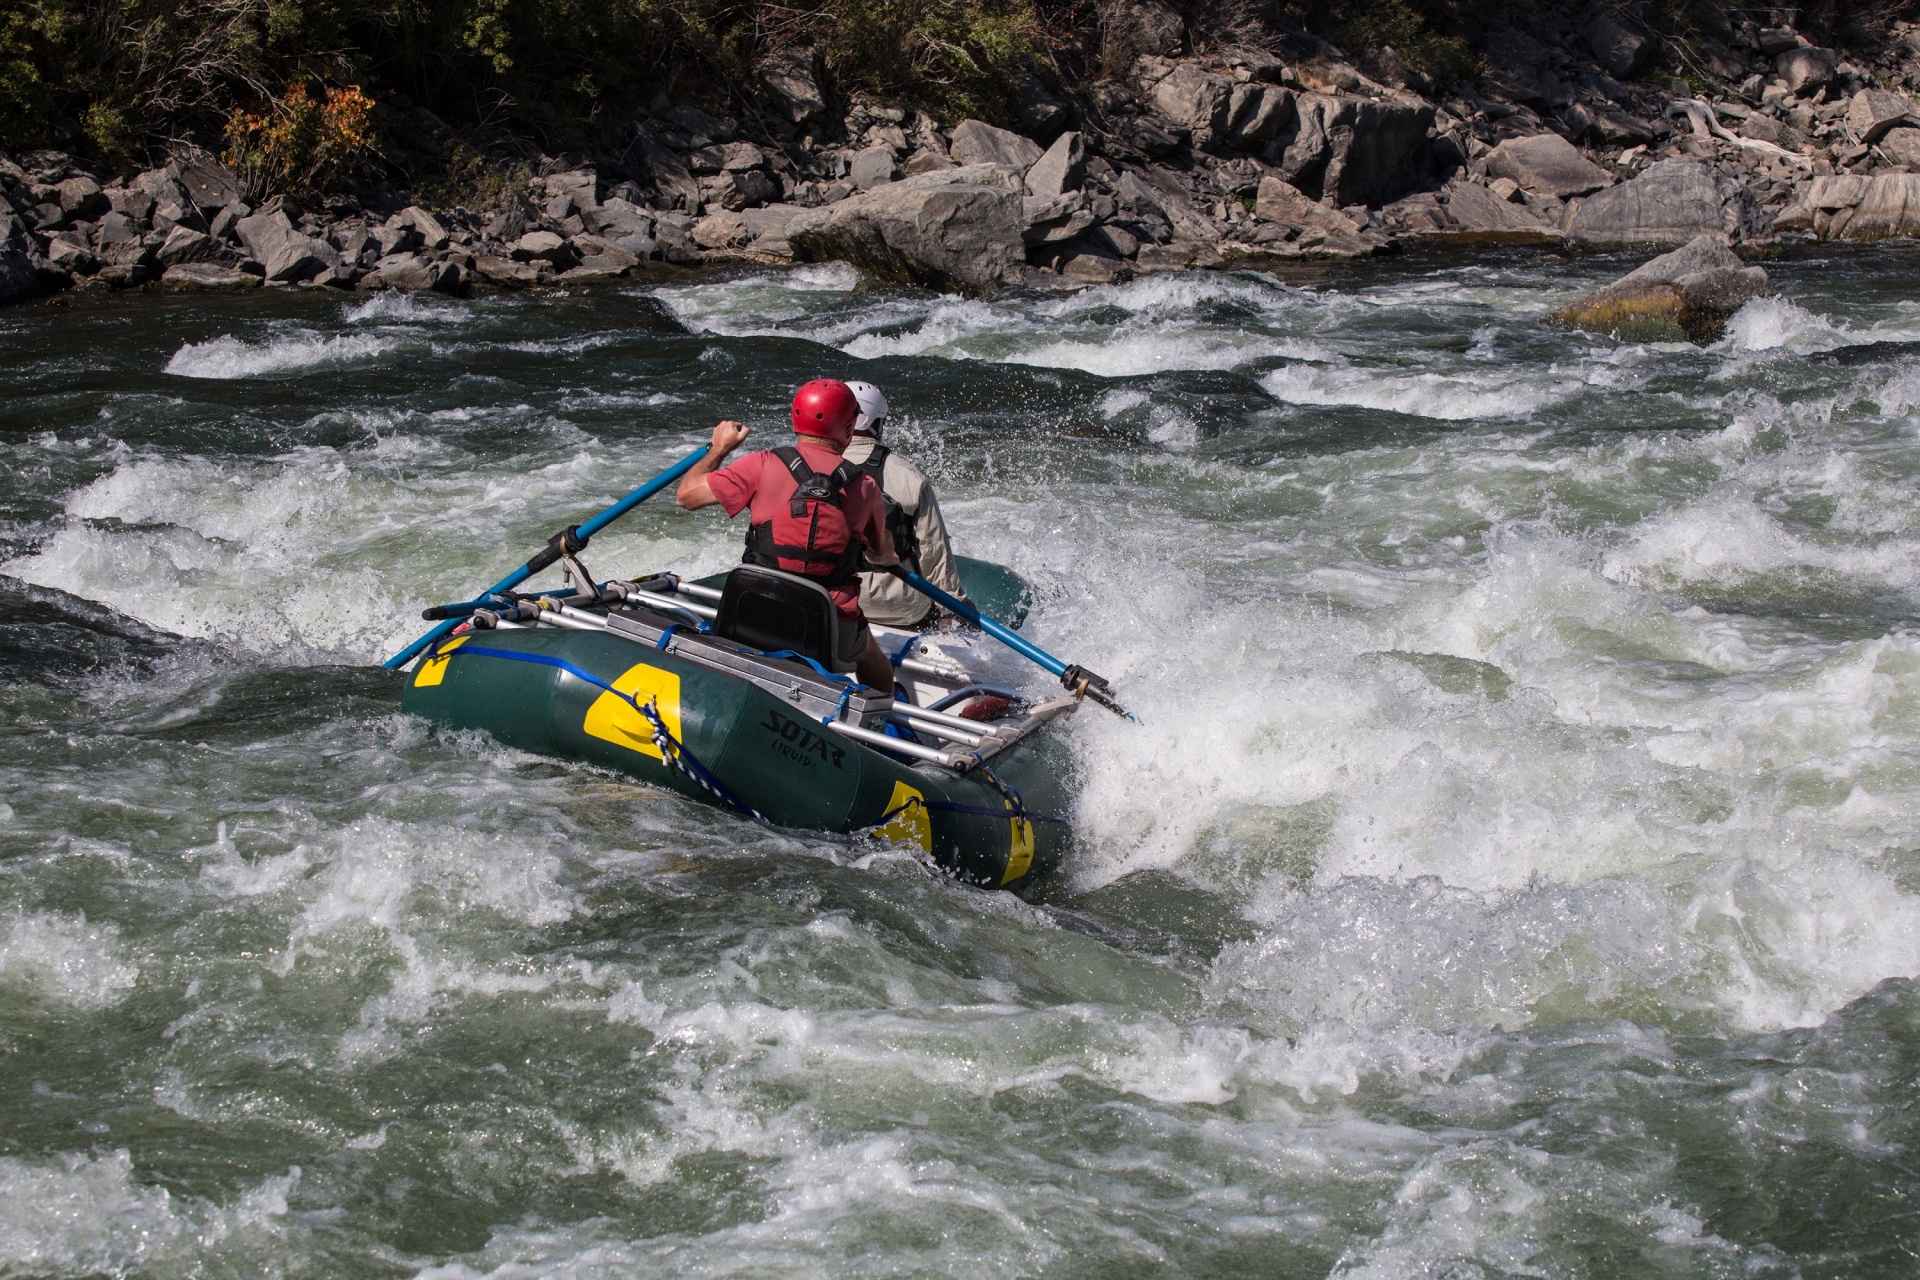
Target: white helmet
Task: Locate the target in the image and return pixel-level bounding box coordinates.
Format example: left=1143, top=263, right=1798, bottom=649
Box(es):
left=845, top=380, right=889, bottom=437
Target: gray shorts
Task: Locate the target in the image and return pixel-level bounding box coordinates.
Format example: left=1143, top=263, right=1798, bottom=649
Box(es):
left=836, top=615, right=873, bottom=666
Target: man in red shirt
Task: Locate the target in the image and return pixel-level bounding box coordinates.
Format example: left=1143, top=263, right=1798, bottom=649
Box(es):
left=676, top=379, right=901, bottom=694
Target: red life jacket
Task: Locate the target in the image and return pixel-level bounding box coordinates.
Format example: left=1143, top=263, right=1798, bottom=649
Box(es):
left=743, top=447, right=867, bottom=587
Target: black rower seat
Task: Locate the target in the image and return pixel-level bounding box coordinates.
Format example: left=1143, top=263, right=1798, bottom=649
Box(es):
left=711, top=565, right=855, bottom=674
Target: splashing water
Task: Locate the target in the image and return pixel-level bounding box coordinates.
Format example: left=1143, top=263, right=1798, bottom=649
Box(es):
left=5, top=248, right=1920, bottom=1277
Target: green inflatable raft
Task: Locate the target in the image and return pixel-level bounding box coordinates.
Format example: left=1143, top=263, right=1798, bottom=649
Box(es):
left=400, top=557, right=1079, bottom=889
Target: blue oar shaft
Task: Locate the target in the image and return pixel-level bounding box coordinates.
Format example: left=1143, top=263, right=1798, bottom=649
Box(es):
left=888, top=567, right=1133, bottom=720
left=893, top=569, right=1066, bottom=676
left=383, top=446, right=708, bottom=670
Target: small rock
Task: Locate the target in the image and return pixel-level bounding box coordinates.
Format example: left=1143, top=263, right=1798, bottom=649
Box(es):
left=1878, top=126, right=1920, bottom=168
left=1486, top=134, right=1612, bottom=198
left=902, top=151, right=957, bottom=177
left=159, top=262, right=259, bottom=290
left=1022, top=194, right=1095, bottom=245
left=1441, top=182, right=1556, bottom=235
left=476, top=256, right=551, bottom=288
left=172, top=151, right=246, bottom=212
left=372, top=224, right=421, bottom=257
left=209, top=202, right=248, bottom=242
left=365, top=252, right=434, bottom=291
left=1776, top=47, right=1837, bottom=96
left=652, top=213, right=706, bottom=265
left=95, top=212, right=140, bottom=245
left=1756, top=27, right=1800, bottom=57
left=543, top=170, right=600, bottom=211
left=703, top=170, right=778, bottom=210
left=1058, top=250, right=1131, bottom=284
left=1585, top=15, right=1653, bottom=78
left=1025, top=132, right=1087, bottom=198
left=1147, top=64, right=1233, bottom=137
left=1847, top=89, right=1920, bottom=145
left=156, top=226, right=221, bottom=266
left=1548, top=233, right=1770, bottom=341
left=1227, top=83, right=1294, bottom=147
left=1488, top=176, right=1523, bottom=202
left=692, top=211, right=753, bottom=249
left=45, top=237, right=96, bottom=274
left=107, top=187, right=155, bottom=222
left=510, top=230, right=577, bottom=268
left=262, top=239, right=320, bottom=282
left=391, top=206, right=448, bottom=249
left=56, top=176, right=108, bottom=221
left=1092, top=223, right=1141, bottom=257
left=850, top=147, right=899, bottom=190
left=758, top=48, right=826, bottom=124
left=1254, top=176, right=1361, bottom=235
left=949, top=120, right=1044, bottom=170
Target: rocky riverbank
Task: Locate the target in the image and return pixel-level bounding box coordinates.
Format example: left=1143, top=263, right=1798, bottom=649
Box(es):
left=10, top=4, right=1920, bottom=307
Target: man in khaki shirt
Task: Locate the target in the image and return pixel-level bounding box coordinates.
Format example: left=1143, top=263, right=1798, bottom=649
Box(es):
left=841, top=381, right=969, bottom=629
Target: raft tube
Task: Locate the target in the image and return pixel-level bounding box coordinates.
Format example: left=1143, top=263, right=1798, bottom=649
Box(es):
left=399, top=560, right=1072, bottom=889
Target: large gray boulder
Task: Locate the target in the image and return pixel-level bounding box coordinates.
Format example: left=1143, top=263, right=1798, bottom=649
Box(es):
left=1323, top=98, right=1436, bottom=208
left=1566, top=160, right=1768, bottom=246
left=1, top=210, right=47, bottom=302
left=1843, top=173, right=1920, bottom=239
left=1486, top=134, right=1611, bottom=198
left=1585, top=14, right=1652, bottom=78
left=786, top=169, right=1025, bottom=294
left=1227, top=83, right=1293, bottom=147
left=234, top=210, right=329, bottom=282
left=758, top=48, right=825, bottom=124
left=1273, top=94, right=1435, bottom=207
left=948, top=120, right=1043, bottom=170
left=1847, top=89, right=1920, bottom=144
left=1025, top=131, right=1087, bottom=198
left=1549, top=233, right=1770, bottom=342
left=1776, top=47, right=1837, bottom=96
left=1254, top=176, right=1360, bottom=234
left=1147, top=63, right=1232, bottom=137
left=161, top=263, right=261, bottom=291
left=1441, top=182, right=1558, bottom=236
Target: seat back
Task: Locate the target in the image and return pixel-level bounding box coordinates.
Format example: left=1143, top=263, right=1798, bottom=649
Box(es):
left=711, top=565, right=851, bottom=672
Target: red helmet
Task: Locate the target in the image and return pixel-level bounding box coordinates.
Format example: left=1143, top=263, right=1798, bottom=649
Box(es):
left=790, top=379, right=859, bottom=447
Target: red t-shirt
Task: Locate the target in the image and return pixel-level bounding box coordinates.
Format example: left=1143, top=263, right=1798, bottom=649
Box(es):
left=706, top=441, right=887, bottom=618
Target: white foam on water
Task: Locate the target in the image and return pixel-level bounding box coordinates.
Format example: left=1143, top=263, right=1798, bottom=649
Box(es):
left=1259, top=359, right=1578, bottom=421
left=2, top=434, right=705, bottom=661
left=0, top=1149, right=301, bottom=1279
left=0, top=910, right=138, bottom=1008
left=163, top=331, right=407, bottom=379
left=344, top=291, right=471, bottom=325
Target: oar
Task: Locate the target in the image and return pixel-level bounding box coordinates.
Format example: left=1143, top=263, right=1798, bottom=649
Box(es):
left=885, top=566, right=1135, bottom=721
left=382, top=445, right=709, bottom=670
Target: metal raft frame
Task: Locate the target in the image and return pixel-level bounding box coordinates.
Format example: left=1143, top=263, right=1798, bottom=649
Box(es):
left=448, top=578, right=1081, bottom=774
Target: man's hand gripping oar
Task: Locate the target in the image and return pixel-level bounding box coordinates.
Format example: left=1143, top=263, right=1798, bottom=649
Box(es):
left=882, top=565, right=1136, bottom=722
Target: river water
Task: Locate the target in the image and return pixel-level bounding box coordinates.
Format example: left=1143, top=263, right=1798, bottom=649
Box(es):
left=4, top=249, right=1920, bottom=1277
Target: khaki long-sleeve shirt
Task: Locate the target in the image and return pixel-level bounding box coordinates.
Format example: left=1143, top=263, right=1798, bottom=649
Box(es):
left=841, top=435, right=965, bottom=627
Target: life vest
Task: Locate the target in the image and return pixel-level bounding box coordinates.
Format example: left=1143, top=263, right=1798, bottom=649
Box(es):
left=742, top=447, right=868, bottom=587
left=851, top=444, right=922, bottom=575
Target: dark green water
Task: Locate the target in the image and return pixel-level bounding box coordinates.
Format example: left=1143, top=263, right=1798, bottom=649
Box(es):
left=4, top=250, right=1920, bottom=1276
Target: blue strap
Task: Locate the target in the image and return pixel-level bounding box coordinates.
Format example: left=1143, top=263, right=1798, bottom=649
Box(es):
left=437, top=644, right=769, bottom=822
left=822, top=685, right=854, bottom=726
left=656, top=624, right=686, bottom=651
left=889, top=634, right=922, bottom=669
left=747, top=648, right=862, bottom=686
left=451, top=646, right=632, bottom=703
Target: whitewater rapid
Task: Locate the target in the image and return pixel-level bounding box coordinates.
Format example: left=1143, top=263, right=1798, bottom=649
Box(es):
left=4, top=249, right=1920, bottom=1277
